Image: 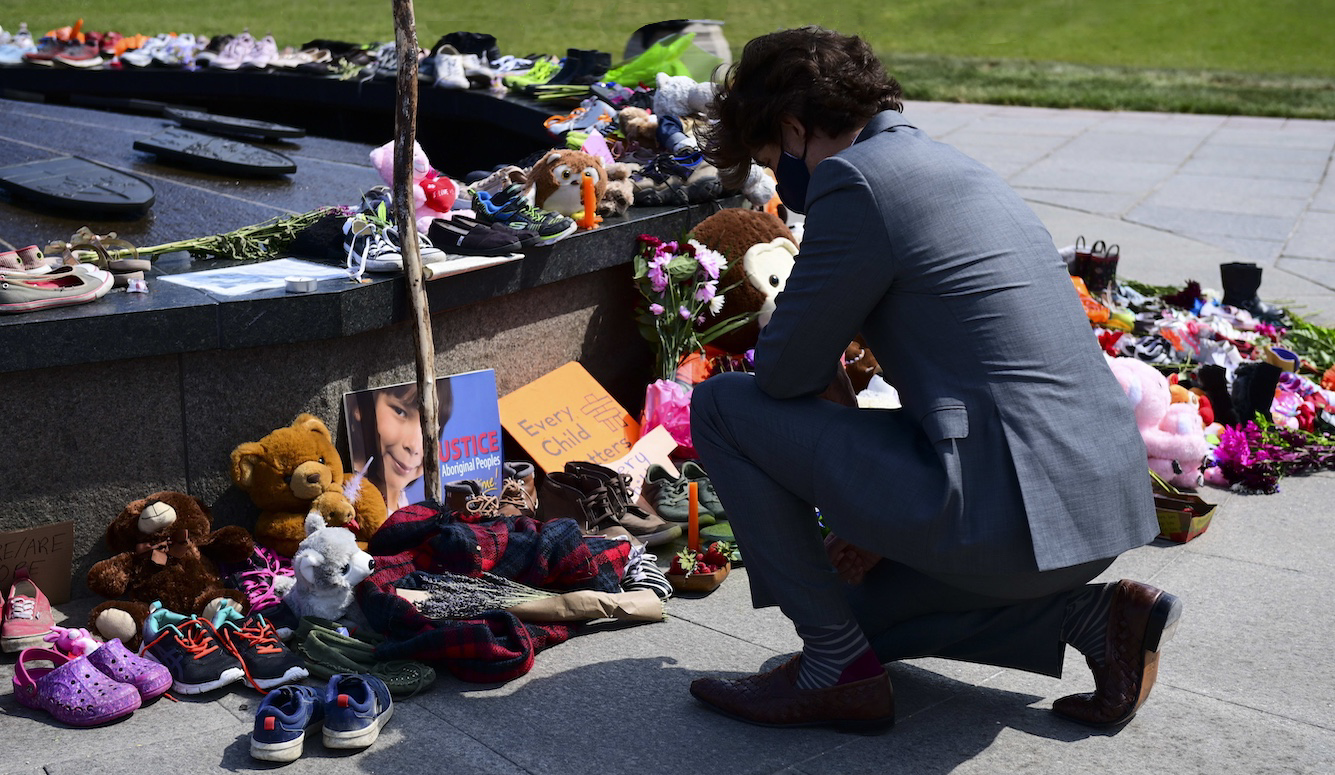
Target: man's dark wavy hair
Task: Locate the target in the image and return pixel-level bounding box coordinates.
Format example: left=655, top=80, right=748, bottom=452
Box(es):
left=702, top=26, right=903, bottom=188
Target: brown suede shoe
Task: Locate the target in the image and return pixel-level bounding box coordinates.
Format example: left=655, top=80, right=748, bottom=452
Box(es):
left=1053, top=579, right=1183, bottom=727
left=690, top=655, right=895, bottom=733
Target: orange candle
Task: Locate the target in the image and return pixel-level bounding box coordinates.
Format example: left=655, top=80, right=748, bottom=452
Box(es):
left=577, top=174, right=603, bottom=230
left=688, top=481, right=700, bottom=551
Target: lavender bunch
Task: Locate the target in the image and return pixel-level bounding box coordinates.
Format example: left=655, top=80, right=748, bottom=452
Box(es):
left=412, top=572, right=556, bottom=620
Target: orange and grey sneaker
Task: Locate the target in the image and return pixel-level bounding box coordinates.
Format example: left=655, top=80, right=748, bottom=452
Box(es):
left=1, top=569, right=54, bottom=652
left=212, top=605, right=308, bottom=691
left=140, top=602, right=245, bottom=694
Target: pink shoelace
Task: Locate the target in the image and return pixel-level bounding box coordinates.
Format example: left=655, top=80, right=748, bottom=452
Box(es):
left=235, top=548, right=294, bottom=610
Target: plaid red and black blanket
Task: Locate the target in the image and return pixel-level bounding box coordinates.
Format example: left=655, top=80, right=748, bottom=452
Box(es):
left=356, top=501, right=631, bottom=683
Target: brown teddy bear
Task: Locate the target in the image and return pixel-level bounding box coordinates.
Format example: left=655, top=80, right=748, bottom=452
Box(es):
left=230, top=413, right=388, bottom=557
left=86, top=491, right=254, bottom=649
left=690, top=209, right=876, bottom=405
left=690, top=208, right=799, bottom=355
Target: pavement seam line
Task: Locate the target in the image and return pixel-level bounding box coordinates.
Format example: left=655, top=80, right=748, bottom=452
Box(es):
left=0, top=132, right=297, bottom=215
left=1119, top=115, right=1221, bottom=222
left=412, top=703, right=540, bottom=774
left=1165, top=683, right=1335, bottom=732
left=1275, top=137, right=1335, bottom=261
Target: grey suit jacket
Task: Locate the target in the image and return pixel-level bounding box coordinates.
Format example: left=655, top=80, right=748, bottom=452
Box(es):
left=753, top=111, right=1158, bottom=574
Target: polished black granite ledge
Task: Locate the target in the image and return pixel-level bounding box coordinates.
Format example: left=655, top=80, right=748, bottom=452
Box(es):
left=0, top=197, right=734, bottom=374
left=0, top=96, right=737, bottom=375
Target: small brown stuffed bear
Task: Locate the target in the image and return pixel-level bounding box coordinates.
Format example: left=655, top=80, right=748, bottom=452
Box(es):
left=525, top=149, right=607, bottom=217
left=690, top=208, right=799, bottom=355
left=618, top=107, right=659, bottom=152
left=86, top=491, right=253, bottom=649
left=231, top=413, right=388, bottom=557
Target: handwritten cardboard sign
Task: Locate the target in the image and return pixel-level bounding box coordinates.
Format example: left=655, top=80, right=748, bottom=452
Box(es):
left=499, top=362, right=640, bottom=473
left=605, top=425, right=679, bottom=502
left=0, top=521, right=74, bottom=604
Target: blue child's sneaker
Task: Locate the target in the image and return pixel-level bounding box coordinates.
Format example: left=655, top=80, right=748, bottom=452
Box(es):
left=323, top=673, right=394, bottom=749
left=250, top=684, right=324, bottom=762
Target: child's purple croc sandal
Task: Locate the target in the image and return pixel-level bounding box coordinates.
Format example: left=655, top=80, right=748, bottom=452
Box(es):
left=86, top=639, right=173, bottom=701
left=12, top=648, right=141, bottom=726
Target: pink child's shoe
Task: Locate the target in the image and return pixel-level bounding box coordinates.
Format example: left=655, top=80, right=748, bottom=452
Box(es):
left=12, top=648, right=142, bottom=726
left=2, top=569, right=54, bottom=652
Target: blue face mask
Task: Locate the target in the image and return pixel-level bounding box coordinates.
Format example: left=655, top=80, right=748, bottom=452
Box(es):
left=774, top=145, right=811, bottom=215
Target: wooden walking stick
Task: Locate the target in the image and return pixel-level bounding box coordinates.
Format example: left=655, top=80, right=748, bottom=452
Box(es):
left=390, top=0, right=442, bottom=504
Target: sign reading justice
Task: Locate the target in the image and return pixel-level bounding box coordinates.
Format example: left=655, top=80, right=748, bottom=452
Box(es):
left=499, top=362, right=640, bottom=473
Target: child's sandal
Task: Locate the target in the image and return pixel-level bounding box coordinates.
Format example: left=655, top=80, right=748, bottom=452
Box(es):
left=12, top=648, right=141, bottom=727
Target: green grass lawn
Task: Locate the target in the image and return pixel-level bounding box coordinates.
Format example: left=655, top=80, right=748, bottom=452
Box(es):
left=16, top=1, right=1335, bottom=117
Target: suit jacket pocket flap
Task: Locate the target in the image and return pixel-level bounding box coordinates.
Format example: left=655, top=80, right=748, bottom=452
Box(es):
left=922, top=404, right=969, bottom=443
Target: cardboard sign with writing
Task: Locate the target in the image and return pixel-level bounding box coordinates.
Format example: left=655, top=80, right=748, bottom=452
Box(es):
left=605, top=425, right=678, bottom=502
left=499, top=362, right=640, bottom=473
left=0, top=521, right=75, bottom=604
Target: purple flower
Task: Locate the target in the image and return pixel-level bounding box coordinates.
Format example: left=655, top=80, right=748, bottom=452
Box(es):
left=695, top=280, right=717, bottom=303
left=648, top=265, right=668, bottom=293
left=649, top=303, right=665, bottom=316
left=679, top=305, right=692, bottom=320
left=692, top=243, right=724, bottom=280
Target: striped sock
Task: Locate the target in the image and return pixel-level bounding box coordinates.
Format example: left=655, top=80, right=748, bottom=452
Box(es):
left=1061, top=583, right=1116, bottom=666
left=793, top=620, right=881, bottom=690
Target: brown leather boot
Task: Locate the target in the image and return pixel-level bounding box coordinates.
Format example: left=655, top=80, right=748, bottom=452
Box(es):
left=564, top=461, right=681, bottom=547
left=1052, top=579, right=1183, bottom=727
left=499, top=461, right=538, bottom=517
left=536, top=471, right=621, bottom=533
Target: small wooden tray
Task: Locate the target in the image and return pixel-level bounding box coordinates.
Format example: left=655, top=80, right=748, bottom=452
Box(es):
left=667, top=562, right=730, bottom=594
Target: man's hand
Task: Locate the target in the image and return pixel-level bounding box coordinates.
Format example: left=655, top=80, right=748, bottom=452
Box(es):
left=824, top=532, right=882, bottom=585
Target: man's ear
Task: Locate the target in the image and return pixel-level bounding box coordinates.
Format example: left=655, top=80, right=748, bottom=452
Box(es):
left=779, top=114, right=806, bottom=154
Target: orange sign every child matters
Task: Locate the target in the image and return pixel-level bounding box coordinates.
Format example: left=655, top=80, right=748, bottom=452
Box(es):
left=499, top=362, right=640, bottom=473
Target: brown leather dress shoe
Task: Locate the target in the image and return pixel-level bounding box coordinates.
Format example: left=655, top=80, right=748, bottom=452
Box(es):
left=1053, top=579, right=1183, bottom=727
left=690, top=654, right=895, bottom=733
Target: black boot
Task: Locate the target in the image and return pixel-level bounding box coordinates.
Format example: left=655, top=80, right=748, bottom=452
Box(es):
left=1197, top=365, right=1239, bottom=427
left=567, top=49, right=611, bottom=85
left=1230, top=361, right=1283, bottom=426
left=537, top=48, right=595, bottom=87
left=1220, top=262, right=1288, bottom=325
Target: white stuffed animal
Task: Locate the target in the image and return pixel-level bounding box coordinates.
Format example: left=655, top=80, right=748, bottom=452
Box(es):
left=653, top=72, right=716, bottom=118
left=283, top=513, right=376, bottom=623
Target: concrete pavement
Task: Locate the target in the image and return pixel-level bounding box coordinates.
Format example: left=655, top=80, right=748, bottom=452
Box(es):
left=3, top=101, right=1334, bottom=774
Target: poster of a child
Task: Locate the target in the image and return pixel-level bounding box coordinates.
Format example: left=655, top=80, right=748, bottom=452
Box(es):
left=344, top=370, right=502, bottom=513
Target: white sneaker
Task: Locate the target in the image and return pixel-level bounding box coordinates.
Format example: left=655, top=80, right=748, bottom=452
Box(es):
left=13, top=23, right=33, bottom=50
left=209, top=31, right=254, bottom=70
left=432, top=46, right=468, bottom=90
left=120, top=33, right=174, bottom=68
left=154, top=33, right=200, bottom=67
left=242, top=35, right=278, bottom=69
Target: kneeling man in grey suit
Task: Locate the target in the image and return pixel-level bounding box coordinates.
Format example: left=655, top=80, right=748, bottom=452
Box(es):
left=689, top=26, right=1182, bottom=732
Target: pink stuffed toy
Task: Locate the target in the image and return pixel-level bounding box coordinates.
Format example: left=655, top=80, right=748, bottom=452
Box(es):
left=368, top=140, right=458, bottom=233
left=1105, top=355, right=1210, bottom=489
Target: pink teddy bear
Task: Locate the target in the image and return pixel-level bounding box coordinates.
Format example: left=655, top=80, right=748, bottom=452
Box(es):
left=1105, top=355, right=1210, bottom=489
left=368, top=140, right=458, bottom=234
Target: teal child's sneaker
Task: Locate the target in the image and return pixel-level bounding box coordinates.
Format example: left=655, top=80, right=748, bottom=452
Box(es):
left=323, top=673, right=394, bottom=749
